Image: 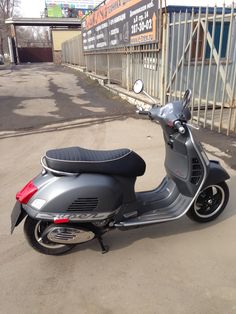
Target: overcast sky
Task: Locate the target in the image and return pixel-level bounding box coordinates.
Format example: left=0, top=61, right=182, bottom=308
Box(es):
left=20, top=0, right=233, bottom=17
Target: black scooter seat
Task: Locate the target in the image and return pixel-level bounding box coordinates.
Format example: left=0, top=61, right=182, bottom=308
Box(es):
left=45, top=147, right=146, bottom=177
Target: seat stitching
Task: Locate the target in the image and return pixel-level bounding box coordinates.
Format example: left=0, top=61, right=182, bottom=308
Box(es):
left=46, top=150, right=133, bottom=163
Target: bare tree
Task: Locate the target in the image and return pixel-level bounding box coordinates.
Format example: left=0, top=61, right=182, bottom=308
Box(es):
left=17, top=26, right=51, bottom=48
left=0, top=0, right=19, bottom=55
left=226, top=2, right=236, bottom=7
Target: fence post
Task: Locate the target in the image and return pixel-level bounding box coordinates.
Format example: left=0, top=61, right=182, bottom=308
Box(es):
left=211, top=4, right=225, bottom=130
left=126, top=51, right=130, bottom=91
left=95, top=54, right=97, bottom=74
left=164, top=15, right=170, bottom=103
left=107, top=53, right=110, bottom=84
left=160, top=12, right=167, bottom=106
left=191, top=7, right=202, bottom=121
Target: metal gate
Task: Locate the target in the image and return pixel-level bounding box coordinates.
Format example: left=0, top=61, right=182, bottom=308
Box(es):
left=163, top=5, right=236, bottom=135
left=18, top=47, right=53, bottom=63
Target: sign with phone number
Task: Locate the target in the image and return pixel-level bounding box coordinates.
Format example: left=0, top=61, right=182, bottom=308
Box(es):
left=82, top=0, right=159, bottom=51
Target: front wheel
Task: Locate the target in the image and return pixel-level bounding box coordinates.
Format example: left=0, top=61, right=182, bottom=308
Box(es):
left=24, top=216, right=75, bottom=255
left=187, top=182, right=229, bottom=223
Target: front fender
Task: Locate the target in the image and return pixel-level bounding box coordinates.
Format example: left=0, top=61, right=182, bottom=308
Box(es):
left=203, top=160, right=230, bottom=188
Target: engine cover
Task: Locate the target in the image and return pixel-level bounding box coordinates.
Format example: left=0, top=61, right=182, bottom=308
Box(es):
left=44, top=225, right=95, bottom=244
left=29, top=173, right=123, bottom=215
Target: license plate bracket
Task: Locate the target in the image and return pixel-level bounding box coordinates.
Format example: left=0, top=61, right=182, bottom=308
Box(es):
left=11, top=201, right=22, bottom=234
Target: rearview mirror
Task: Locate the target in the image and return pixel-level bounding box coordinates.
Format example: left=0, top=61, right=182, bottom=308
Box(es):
left=133, top=79, right=144, bottom=94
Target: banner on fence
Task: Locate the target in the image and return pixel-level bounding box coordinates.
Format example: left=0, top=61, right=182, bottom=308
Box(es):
left=82, top=0, right=159, bottom=51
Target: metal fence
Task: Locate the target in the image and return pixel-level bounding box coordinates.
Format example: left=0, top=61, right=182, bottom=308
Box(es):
left=62, top=37, right=162, bottom=97
left=164, top=5, right=236, bottom=135
left=62, top=34, right=85, bottom=67
left=62, top=4, right=236, bottom=135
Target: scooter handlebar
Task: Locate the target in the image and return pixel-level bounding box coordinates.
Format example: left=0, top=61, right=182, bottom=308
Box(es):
left=136, top=110, right=150, bottom=116
left=136, top=105, right=160, bottom=118
left=174, top=120, right=186, bottom=134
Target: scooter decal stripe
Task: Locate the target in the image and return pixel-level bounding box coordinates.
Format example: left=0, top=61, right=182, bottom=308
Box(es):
left=35, top=210, right=117, bottom=222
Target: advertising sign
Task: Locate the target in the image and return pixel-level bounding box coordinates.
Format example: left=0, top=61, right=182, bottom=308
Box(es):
left=47, top=4, right=63, bottom=17
left=82, top=0, right=159, bottom=51
left=45, top=1, right=102, bottom=18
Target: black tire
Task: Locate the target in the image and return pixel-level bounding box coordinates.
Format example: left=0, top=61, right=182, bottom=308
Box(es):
left=187, top=181, right=229, bottom=223
left=24, top=216, right=75, bottom=255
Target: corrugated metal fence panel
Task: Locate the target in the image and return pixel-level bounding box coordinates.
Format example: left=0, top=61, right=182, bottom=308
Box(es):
left=129, top=47, right=160, bottom=98
left=62, top=35, right=84, bottom=66
left=96, top=54, right=108, bottom=77
left=109, top=53, right=122, bottom=85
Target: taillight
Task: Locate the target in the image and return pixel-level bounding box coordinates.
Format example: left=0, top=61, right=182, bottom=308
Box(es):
left=54, top=218, right=69, bottom=224
left=16, top=180, right=38, bottom=204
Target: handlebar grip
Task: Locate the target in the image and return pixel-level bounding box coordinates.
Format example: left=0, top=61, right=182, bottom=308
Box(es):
left=136, top=110, right=149, bottom=116
left=174, top=120, right=185, bottom=134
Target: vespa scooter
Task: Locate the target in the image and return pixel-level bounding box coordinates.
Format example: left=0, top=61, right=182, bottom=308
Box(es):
left=11, top=80, right=230, bottom=255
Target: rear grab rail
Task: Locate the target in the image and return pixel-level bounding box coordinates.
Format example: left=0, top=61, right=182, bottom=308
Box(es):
left=40, top=156, right=79, bottom=176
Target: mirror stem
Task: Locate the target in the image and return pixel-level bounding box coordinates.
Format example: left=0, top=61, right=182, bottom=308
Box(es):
left=143, top=90, right=157, bottom=104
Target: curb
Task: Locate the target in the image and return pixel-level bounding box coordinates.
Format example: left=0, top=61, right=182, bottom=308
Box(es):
left=63, top=64, right=159, bottom=110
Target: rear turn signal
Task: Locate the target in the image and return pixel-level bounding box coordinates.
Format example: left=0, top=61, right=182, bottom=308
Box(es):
left=16, top=180, right=38, bottom=204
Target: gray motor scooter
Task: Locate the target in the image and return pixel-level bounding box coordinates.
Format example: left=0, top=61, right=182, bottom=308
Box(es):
left=11, top=80, right=230, bottom=255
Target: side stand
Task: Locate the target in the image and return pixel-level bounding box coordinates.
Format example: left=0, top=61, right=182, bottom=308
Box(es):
left=97, top=236, right=109, bottom=254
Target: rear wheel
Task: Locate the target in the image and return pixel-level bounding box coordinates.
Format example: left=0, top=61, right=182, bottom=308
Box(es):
left=24, top=216, right=75, bottom=255
left=187, top=182, right=229, bottom=223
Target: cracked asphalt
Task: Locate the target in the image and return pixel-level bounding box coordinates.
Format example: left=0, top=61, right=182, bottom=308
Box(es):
left=0, top=64, right=134, bottom=131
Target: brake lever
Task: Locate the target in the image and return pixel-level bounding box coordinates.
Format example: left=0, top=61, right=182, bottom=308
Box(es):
left=186, top=123, right=199, bottom=130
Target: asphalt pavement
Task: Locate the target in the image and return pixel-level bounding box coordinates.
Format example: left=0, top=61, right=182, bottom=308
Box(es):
left=1, top=64, right=236, bottom=314
left=0, top=64, right=134, bottom=132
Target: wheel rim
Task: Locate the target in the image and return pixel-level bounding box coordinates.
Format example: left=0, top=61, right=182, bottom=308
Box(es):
left=194, top=185, right=225, bottom=218
left=34, top=221, right=66, bottom=249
